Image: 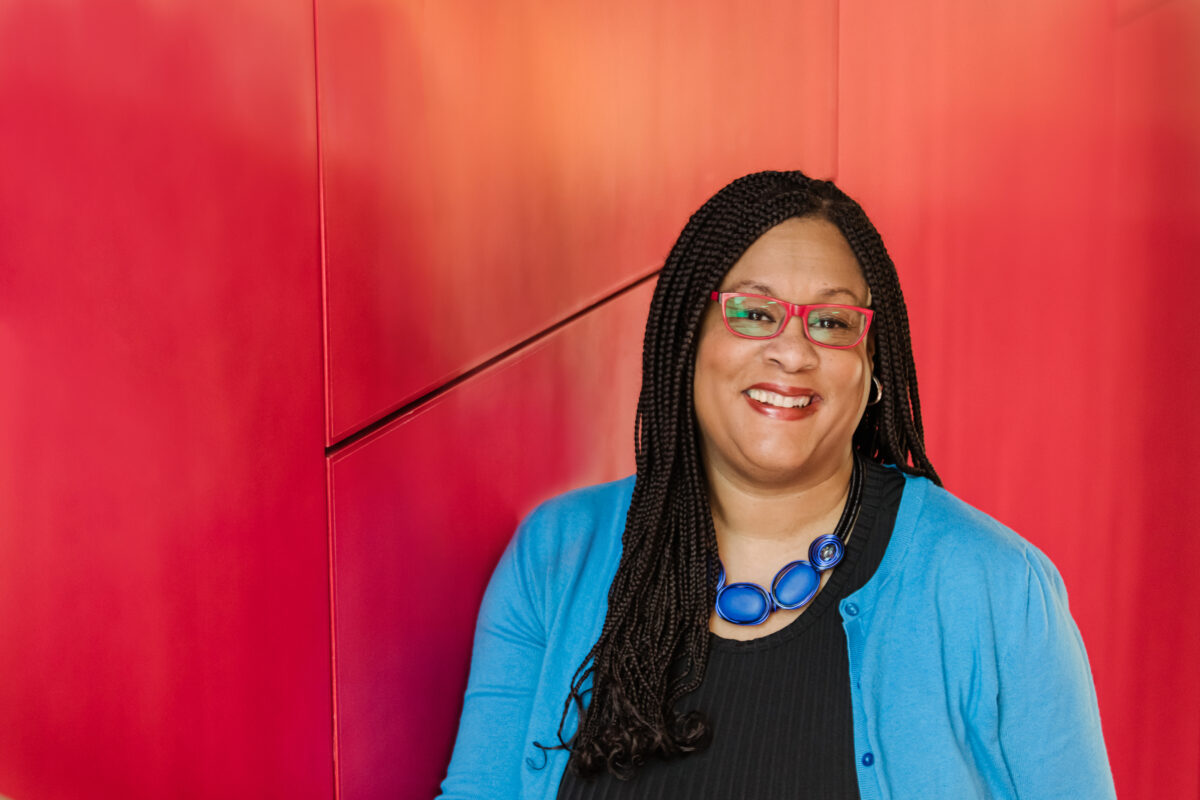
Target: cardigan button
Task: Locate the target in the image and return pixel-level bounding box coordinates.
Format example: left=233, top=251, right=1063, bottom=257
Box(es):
left=862, top=752, right=875, bottom=766
left=844, top=602, right=860, bottom=617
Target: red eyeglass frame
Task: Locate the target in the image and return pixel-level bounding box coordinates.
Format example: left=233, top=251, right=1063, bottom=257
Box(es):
left=709, top=291, right=875, bottom=349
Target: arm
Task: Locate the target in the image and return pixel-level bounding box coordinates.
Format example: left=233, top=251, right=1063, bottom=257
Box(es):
left=438, top=514, right=548, bottom=799
left=996, top=548, right=1117, bottom=799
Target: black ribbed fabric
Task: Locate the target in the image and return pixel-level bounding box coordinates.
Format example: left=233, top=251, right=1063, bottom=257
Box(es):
left=557, top=461, right=905, bottom=800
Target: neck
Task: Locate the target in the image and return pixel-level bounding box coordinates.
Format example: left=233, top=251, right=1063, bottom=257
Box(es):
left=706, top=452, right=856, bottom=553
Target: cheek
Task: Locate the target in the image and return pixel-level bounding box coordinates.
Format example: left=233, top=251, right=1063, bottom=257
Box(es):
left=815, top=347, right=866, bottom=392
left=835, top=352, right=872, bottom=406
left=694, top=323, right=752, bottom=393
left=693, top=325, right=746, bottom=434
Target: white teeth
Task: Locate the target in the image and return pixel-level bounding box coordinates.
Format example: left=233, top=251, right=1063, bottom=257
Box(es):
left=747, top=388, right=812, bottom=408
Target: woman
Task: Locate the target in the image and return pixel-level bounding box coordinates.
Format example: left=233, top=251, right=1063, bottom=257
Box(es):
left=439, top=171, right=1115, bottom=799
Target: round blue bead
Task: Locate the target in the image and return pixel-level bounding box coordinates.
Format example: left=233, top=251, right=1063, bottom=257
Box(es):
left=772, top=561, right=820, bottom=609
left=716, top=583, right=771, bottom=625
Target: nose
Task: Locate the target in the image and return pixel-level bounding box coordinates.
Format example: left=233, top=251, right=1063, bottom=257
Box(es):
left=761, top=312, right=820, bottom=372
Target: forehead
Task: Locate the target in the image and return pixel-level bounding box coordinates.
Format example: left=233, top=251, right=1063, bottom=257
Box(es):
left=722, top=216, right=867, bottom=302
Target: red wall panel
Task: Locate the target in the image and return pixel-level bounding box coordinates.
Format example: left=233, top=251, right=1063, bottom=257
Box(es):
left=838, top=2, right=1200, bottom=797
left=315, top=0, right=838, bottom=443
left=0, top=3, right=332, bottom=798
left=1108, top=4, right=1200, bottom=797
left=838, top=0, right=1115, bottom=527
left=328, top=281, right=653, bottom=800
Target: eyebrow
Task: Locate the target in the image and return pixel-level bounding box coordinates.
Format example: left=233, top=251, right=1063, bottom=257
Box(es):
left=725, top=280, right=865, bottom=304
left=815, top=286, right=863, bottom=302
left=727, top=280, right=775, bottom=295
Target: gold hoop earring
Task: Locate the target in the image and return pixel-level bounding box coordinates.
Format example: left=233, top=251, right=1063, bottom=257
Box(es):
left=867, top=375, right=883, bottom=406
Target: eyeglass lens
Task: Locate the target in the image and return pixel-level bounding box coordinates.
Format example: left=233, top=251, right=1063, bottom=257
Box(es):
left=723, top=295, right=866, bottom=347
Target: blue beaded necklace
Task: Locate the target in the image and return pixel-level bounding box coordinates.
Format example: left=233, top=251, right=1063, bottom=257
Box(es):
left=714, top=454, right=865, bottom=626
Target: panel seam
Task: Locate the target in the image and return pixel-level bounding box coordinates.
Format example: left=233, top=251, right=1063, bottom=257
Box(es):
left=324, top=267, right=660, bottom=458
left=311, top=0, right=340, bottom=797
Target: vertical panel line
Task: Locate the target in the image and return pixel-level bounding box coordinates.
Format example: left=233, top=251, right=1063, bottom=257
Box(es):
left=311, top=0, right=341, bottom=797
left=314, top=0, right=334, bottom=449
left=326, top=454, right=341, bottom=800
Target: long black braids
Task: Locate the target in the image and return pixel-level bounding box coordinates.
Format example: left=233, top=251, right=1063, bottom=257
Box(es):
left=547, top=170, right=940, bottom=778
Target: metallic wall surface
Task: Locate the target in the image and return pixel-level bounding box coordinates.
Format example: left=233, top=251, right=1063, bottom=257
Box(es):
left=0, top=1, right=333, bottom=799
left=329, top=281, right=652, bottom=800
left=838, top=2, right=1200, bottom=797
left=1, top=0, right=1197, bottom=798
left=1108, top=5, right=1200, bottom=796
left=315, top=2, right=838, bottom=794
left=315, top=0, right=838, bottom=443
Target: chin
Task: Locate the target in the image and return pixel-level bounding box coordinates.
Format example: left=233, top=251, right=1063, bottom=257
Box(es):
left=740, top=453, right=816, bottom=482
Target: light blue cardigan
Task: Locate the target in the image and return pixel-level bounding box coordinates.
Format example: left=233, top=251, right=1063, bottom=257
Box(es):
left=439, top=469, right=1116, bottom=799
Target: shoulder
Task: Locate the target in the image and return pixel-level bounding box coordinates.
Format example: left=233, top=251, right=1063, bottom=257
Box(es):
left=516, top=475, right=635, bottom=553
left=901, top=475, right=1053, bottom=565
left=521, top=474, right=636, bottom=533
left=505, top=475, right=634, bottom=591
left=891, top=474, right=1067, bottom=606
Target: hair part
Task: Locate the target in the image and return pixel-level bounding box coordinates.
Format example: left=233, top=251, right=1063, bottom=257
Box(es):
left=541, top=170, right=939, bottom=779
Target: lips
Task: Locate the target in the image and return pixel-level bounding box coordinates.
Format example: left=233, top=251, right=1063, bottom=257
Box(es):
left=743, top=383, right=820, bottom=420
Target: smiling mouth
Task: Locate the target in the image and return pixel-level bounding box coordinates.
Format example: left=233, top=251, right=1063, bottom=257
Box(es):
left=745, top=388, right=814, bottom=409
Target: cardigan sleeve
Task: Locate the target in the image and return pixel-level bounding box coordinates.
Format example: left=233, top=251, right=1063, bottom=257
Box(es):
left=437, top=510, right=549, bottom=799
left=995, top=546, right=1117, bottom=799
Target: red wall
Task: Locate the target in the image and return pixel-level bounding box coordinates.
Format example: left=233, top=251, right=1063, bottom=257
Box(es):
left=0, top=1, right=1197, bottom=798
left=837, top=3, right=1200, bottom=796
left=314, top=2, right=839, bottom=796
left=0, top=2, right=332, bottom=798
left=315, top=0, right=839, bottom=443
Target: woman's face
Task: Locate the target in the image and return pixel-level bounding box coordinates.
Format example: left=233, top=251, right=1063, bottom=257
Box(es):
left=693, top=216, right=874, bottom=488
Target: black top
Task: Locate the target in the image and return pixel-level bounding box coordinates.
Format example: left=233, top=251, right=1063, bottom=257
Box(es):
left=557, top=461, right=905, bottom=800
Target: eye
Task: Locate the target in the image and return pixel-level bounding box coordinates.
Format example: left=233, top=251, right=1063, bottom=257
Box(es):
left=805, top=306, right=869, bottom=346
left=723, top=295, right=788, bottom=338
left=728, top=298, right=779, bottom=324
left=810, top=311, right=852, bottom=329
left=744, top=306, right=777, bottom=323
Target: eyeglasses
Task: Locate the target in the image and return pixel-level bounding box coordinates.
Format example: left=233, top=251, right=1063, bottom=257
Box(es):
left=709, top=292, right=874, bottom=349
